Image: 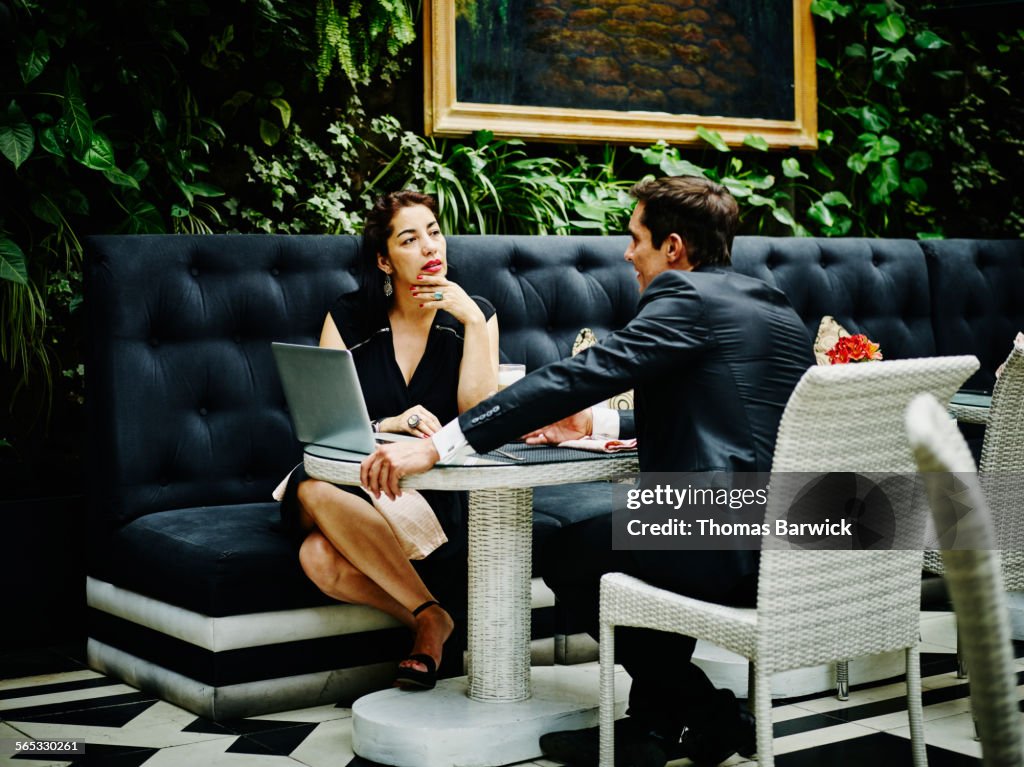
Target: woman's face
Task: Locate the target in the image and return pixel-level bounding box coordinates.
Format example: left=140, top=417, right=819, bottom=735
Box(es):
left=378, top=204, right=446, bottom=285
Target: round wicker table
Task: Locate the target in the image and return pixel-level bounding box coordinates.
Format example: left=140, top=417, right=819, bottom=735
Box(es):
left=947, top=390, right=992, bottom=425
left=304, top=444, right=638, bottom=767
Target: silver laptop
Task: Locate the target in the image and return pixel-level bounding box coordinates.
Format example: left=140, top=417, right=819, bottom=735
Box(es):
left=271, top=342, right=414, bottom=458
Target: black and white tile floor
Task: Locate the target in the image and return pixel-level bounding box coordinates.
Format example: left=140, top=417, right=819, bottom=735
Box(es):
left=1, top=613, right=1017, bottom=766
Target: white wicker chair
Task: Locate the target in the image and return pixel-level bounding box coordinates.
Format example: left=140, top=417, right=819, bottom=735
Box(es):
left=907, top=393, right=1024, bottom=767
left=598, top=356, right=979, bottom=767
left=925, top=341, right=1024, bottom=677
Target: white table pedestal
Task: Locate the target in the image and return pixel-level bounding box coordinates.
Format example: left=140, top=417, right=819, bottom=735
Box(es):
left=304, top=448, right=639, bottom=767
left=352, top=666, right=629, bottom=767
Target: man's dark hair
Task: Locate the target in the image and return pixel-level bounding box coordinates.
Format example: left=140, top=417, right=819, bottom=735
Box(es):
left=630, top=176, right=739, bottom=267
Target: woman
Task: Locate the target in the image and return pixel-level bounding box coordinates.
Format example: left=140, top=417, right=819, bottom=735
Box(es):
left=279, top=190, right=499, bottom=689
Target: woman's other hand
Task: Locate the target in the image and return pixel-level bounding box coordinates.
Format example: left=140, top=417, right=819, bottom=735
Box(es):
left=381, top=405, right=443, bottom=438
left=411, top=277, right=485, bottom=328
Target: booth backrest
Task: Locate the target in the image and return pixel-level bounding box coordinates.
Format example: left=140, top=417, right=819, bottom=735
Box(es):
left=86, top=234, right=1023, bottom=528
left=732, top=237, right=937, bottom=363
left=86, top=235, right=357, bottom=528
left=920, top=239, right=1024, bottom=391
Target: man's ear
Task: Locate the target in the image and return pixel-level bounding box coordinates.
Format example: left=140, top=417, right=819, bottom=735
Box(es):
left=664, top=233, right=694, bottom=271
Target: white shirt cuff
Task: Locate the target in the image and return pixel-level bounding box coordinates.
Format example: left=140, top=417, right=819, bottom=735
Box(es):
left=591, top=406, right=620, bottom=440
left=432, top=419, right=473, bottom=465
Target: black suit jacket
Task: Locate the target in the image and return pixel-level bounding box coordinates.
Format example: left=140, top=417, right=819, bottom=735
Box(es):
left=459, top=266, right=813, bottom=474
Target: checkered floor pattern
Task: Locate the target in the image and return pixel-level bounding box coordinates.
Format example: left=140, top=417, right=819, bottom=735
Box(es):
left=1, top=613, right=1017, bottom=766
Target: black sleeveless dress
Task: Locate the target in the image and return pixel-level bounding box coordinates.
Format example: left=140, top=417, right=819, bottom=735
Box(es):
left=279, top=290, right=496, bottom=577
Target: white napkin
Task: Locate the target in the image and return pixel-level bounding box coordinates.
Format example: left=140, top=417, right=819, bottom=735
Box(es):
left=558, top=437, right=638, bottom=453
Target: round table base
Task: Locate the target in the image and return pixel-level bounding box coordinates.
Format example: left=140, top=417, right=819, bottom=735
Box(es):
left=352, top=666, right=630, bottom=767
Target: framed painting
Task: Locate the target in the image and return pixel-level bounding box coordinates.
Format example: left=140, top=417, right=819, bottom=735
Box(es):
left=424, top=0, right=818, bottom=149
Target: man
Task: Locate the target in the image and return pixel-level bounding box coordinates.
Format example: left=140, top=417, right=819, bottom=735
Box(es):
left=362, top=176, right=813, bottom=766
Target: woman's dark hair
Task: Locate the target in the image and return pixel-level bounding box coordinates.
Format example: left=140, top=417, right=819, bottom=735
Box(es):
left=630, top=176, right=739, bottom=267
left=359, top=190, right=439, bottom=323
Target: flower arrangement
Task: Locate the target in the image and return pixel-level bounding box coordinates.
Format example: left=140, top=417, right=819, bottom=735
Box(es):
left=826, top=334, right=883, bottom=364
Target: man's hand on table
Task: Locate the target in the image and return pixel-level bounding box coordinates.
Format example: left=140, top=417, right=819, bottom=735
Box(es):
left=360, top=440, right=440, bottom=500
left=523, top=408, right=593, bottom=445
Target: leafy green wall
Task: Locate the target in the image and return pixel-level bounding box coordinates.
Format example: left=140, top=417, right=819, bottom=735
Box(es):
left=1, top=0, right=1021, bottom=495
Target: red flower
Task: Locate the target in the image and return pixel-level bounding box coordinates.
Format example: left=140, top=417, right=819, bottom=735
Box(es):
left=827, top=334, right=883, bottom=364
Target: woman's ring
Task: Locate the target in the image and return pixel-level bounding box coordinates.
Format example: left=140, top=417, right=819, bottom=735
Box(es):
left=407, top=414, right=421, bottom=429
left=433, top=291, right=444, bottom=300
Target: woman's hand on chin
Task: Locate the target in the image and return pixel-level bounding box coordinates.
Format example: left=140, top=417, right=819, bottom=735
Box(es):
left=411, top=277, right=484, bottom=327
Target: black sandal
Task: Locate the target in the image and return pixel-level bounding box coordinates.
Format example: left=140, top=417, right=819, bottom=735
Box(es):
left=395, top=601, right=442, bottom=690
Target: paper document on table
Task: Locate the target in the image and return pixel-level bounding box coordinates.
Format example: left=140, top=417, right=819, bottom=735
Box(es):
left=558, top=437, right=638, bottom=453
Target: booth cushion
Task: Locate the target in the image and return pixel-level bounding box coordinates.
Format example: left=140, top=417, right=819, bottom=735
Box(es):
left=732, top=237, right=936, bottom=362
left=921, top=239, right=1024, bottom=390
left=87, top=235, right=359, bottom=528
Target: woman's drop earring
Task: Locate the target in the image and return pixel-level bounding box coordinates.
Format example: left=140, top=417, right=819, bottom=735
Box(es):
left=383, top=272, right=393, bottom=297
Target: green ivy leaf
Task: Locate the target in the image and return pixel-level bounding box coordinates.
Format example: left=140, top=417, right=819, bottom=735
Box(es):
left=31, top=195, right=63, bottom=225
left=902, top=177, right=927, bottom=200
left=822, top=191, right=852, bottom=207
left=824, top=216, right=853, bottom=236
left=65, top=189, right=89, bottom=216
left=126, top=157, right=151, bottom=182
left=869, top=157, right=901, bottom=203
left=781, top=157, right=808, bottom=179
left=904, top=151, right=932, bottom=172
left=259, top=117, right=281, bottom=146
left=153, top=109, right=168, bottom=138
left=720, top=177, right=752, bottom=197
left=77, top=131, right=116, bottom=171
left=661, top=156, right=707, bottom=178
left=186, top=181, right=225, bottom=198
left=742, top=134, right=769, bottom=151
left=103, top=167, right=141, bottom=189
left=0, top=235, right=29, bottom=285
left=270, top=98, right=291, bottom=129
left=121, top=199, right=164, bottom=233
left=772, top=207, right=797, bottom=227
left=18, top=31, right=51, bottom=84
left=817, top=57, right=835, bottom=72
left=747, top=194, right=776, bottom=208
left=38, top=124, right=66, bottom=157
left=812, top=156, right=835, bottom=180
left=845, top=43, right=867, bottom=58
left=875, top=14, right=906, bottom=43
left=696, top=126, right=730, bottom=152
left=818, top=129, right=834, bottom=146
left=931, top=70, right=962, bottom=80
left=0, top=101, right=35, bottom=169
left=171, top=204, right=190, bottom=218
left=173, top=177, right=194, bottom=205
left=63, top=68, right=93, bottom=155
left=877, top=134, right=901, bottom=156
left=857, top=105, right=890, bottom=132
left=862, top=3, right=890, bottom=20
left=914, top=30, right=948, bottom=50
left=847, top=153, right=868, bottom=174
left=917, top=231, right=945, bottom=240
left=810, top=0, right=852, bottom=22
left=807, top=200, right=835, bottom=228
left=745, top=174, right=776, bottom=191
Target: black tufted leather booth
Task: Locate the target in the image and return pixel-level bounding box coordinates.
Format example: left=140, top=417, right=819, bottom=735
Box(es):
left=84, top=233, right=1022, bottom=719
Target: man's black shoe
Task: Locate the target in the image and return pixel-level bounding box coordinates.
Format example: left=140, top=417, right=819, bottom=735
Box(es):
left=678, top=707, right=757, bottom=766
left=539, top=716, right=685, bottom=767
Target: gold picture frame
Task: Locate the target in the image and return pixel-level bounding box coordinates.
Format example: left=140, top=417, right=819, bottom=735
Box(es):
left=424, top=0, right=817, bottom=149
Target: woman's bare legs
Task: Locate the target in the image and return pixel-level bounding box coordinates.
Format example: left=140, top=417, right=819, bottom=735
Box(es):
left=296, top=479, right=454, bottom=674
